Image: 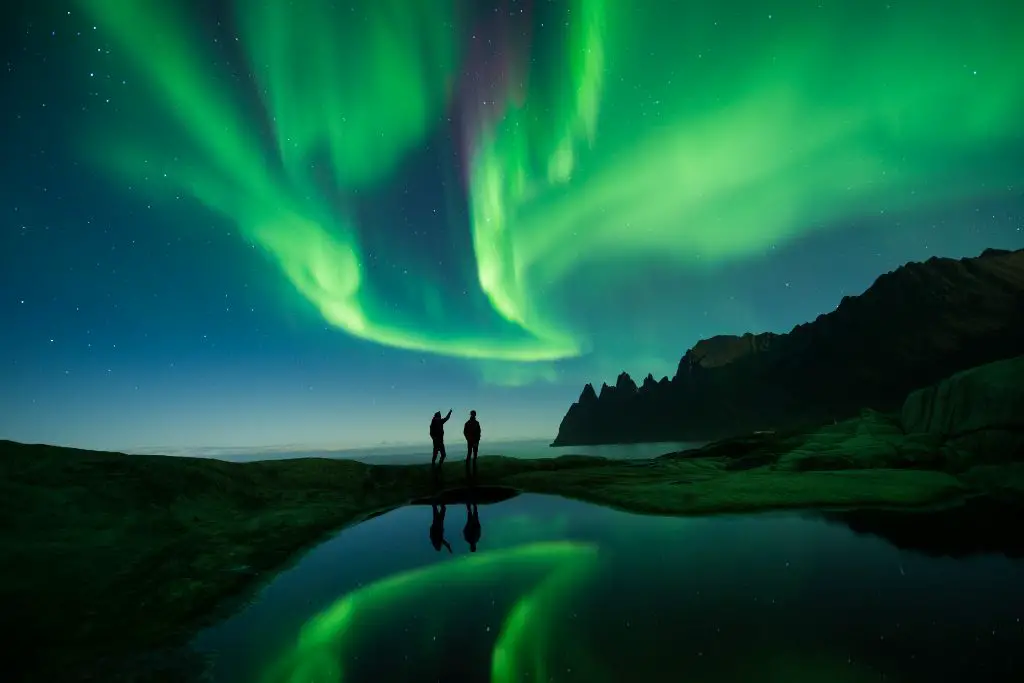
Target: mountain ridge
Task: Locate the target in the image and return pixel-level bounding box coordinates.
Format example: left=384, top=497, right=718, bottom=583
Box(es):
left=552, top=247, right=1024, bottom=446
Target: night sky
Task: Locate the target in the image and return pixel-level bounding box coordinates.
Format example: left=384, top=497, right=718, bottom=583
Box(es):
left=2, top=0, right=1022, bottom=454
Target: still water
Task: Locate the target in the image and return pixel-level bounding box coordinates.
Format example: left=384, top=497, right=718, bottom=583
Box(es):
left=346, top=439, right=707, bottom=464
left=215, top=439, right=705, bottom=464
left=194, top=493, right=1024, bottom=682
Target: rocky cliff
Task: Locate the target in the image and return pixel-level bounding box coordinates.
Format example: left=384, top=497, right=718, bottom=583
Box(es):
left=552, top=247, right=1024, bottom=445
left=901, top=354, right=1024, bottom=463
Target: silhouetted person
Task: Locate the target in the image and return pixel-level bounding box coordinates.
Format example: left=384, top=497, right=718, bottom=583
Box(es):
left=430, top=503, right=452, bottom=553
left=463, top=503, right=481, bottom=552
left=463, top=409, right=481, bottom=473
left=430, top=409, right=452, bottom=466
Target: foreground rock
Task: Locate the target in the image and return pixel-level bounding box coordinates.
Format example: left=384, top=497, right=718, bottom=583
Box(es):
left=554, top=247, right=1024, bottom=445
left=902, top=354, right=1024, bottom=464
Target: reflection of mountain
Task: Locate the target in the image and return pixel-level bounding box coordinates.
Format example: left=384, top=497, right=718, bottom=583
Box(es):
left=822, top=498, right=1024, bottom=559
left=553, top=247, right=1024, bottom=445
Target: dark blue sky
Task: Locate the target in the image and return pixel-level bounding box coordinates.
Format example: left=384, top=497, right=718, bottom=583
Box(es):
left=2, top=1, right=1022, bottom=453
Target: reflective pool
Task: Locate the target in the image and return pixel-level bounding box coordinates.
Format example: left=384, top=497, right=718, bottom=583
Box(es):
left=194, top=492, right=1024, bottom=682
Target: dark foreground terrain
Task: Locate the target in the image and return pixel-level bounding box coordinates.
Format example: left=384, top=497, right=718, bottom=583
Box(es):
left=2, top=355, right=1022, bottom=681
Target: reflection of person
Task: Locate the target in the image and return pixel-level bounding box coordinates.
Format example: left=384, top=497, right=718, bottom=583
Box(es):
left=463, top=410, right=481, bottom=471
left=430, top=504, right=452, bottom=553
left=430, top=409, right=452, bottom=466
left=463, top=503, right=481, bottom=552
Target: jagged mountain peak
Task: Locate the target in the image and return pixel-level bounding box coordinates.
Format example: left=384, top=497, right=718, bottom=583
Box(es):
left=554, top=247, right=1024, bottom=446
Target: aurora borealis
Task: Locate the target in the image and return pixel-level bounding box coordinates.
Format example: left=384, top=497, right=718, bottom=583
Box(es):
left=259, top=541, right=601, bottom=683
left=2, top=0, right=1023, bottom=450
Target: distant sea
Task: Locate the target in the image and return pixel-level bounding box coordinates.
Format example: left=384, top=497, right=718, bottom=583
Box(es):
left=181, top=438, right=707, bottom=465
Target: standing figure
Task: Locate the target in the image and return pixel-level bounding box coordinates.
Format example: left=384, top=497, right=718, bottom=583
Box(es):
left=429, top=504, right=452, bottom=553
left=430, top=409, right=452, bottom=466
left=463, top=409, right=481, bottom=472
left=463, top=503, right=482, bottom=552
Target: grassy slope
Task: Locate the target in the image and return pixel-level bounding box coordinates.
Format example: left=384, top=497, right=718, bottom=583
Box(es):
left=0, top=431, right=996, bottom=680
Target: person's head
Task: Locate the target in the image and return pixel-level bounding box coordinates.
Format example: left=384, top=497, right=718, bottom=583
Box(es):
left=434, top=411, right=441, bottom=419
left=470, top=410, right=476, bottom=418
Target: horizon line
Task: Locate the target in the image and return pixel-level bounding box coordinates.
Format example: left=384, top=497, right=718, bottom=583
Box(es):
left=123, top=436, right=555, bottom=457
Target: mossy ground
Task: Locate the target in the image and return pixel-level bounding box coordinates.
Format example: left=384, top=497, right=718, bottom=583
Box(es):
left=0, top=423, right=1015, bottom=681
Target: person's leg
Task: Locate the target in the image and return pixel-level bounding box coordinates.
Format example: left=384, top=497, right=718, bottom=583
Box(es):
left=471, top=442, right=479, bottom=461
left=431, top=440, right=440, bottom=466
left=438, top=442, right=447, bottom=464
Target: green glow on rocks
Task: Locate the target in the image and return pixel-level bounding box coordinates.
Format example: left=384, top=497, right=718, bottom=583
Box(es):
left=258, top=541, right=600, bottom=683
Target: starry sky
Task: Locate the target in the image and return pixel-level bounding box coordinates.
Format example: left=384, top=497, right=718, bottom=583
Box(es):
left=2, top=0, right=1022, bottom=454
